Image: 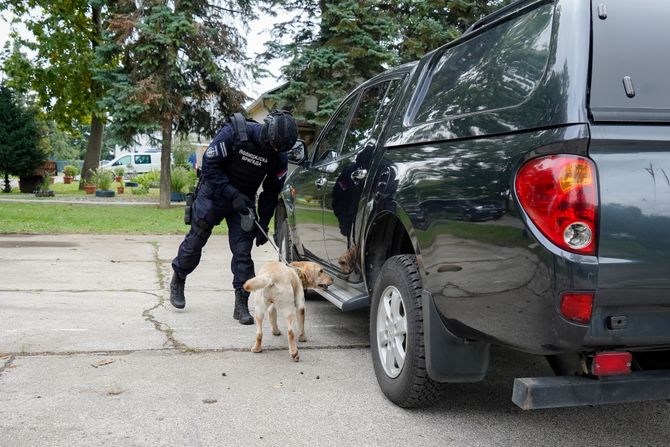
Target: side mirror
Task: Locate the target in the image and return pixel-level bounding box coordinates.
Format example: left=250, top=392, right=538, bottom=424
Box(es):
left=287, top=140, right=307, bottom=165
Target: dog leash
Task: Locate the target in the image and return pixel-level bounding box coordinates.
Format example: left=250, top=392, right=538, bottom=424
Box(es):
left=253, top=219, right=290, bottom=266
left=240, top=206, right=290, bottom=265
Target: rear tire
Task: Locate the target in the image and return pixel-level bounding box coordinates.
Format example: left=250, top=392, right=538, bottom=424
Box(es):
left=370, top=255, right=445, bottom=408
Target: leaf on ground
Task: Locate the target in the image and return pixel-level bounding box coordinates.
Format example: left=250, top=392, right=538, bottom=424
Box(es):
left=92, top=359, right=115, bottom=368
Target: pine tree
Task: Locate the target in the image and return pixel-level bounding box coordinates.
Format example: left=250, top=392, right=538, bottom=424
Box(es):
left=0, top=86, right=44, bottom=193
left=98, top=0, right=255, bottom=208
left=260, top=0, right=512, bottom=126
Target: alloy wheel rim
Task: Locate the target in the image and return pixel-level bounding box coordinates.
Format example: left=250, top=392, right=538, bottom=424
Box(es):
left=376, top=285, right=407, bottom=378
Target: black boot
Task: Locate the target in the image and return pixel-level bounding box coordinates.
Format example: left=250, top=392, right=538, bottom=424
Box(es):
left=233, top=289, right=253, bottom=325
left=170, top=271, right=186, bottom=309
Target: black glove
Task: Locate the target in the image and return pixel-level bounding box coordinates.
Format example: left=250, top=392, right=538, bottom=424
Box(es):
left=232, top=193, right=254, bottom=215
left=255, top=227, right=269, bottom=247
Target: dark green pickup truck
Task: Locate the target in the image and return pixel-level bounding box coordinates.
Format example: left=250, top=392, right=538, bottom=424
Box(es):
left=276, top=0, right=670, bottom=409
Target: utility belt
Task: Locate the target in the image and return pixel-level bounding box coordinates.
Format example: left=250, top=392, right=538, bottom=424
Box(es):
left=183, top=177, right=202, bottom=225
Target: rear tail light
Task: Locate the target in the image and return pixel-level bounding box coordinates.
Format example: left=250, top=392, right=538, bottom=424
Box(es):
left=515, top=155, right=598, bottom=255
left=592, top=351, right=632, bottom=376
left=560, top=292, right=594, bottom=324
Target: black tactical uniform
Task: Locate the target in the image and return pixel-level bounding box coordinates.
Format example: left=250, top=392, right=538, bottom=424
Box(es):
left=170, top=111, right=297, bottom=324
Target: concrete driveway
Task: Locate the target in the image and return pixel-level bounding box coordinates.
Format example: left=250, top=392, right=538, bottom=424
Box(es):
left=1, top=234, right=669, bottom=446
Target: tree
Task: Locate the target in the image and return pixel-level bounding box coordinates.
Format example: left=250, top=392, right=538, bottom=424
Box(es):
left=1, top=0, right=108, bottom=189
left=260, top=0, right=397, bottom=125
left=0, top=86, right=44, bottom=192
left=99, top=0, right=254, bottom=208
left=260, top=0, right=512, bottom=126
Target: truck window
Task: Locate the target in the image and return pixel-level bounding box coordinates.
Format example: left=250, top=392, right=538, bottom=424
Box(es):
left=341, top=81, right=391, bottom=157
left=113, top=155, right=131, bottom=166
left=413, top=3, right=553, bottom=124
left=134, top=155, right=151, bottom=164
left=313, top=95, right=357, bottom=165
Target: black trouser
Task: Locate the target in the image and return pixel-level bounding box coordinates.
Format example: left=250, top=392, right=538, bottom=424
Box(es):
left=171, top=182, right=255, bottom=291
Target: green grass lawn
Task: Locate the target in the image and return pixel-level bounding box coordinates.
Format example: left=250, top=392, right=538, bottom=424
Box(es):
left=0, top=202, right=228, bottom=235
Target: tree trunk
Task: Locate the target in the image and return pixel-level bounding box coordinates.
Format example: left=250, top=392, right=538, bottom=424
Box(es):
left=79, top=113, right=103, bottom=188
left=79, top=4, right=104, bottom=190
left=3, top=173, right=10, bottom=193
left=159, top=115, right=173, bottom=209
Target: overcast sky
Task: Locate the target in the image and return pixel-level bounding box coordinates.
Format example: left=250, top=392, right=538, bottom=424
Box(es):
left=0, top=9, right=286, bottom=102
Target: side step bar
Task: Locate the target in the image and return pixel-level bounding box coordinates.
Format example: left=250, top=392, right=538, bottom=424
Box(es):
left=513, top=370, right=670, bottom=409
left=311, top=281, right=369, bottom=312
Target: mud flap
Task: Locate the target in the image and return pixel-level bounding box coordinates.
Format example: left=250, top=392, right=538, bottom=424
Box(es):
left=422, top=290, right=490, bottom=382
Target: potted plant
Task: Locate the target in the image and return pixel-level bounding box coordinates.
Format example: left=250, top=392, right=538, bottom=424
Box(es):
left=113, top=166, right=125, bottom=194
left=63, top=165, right=79, bottom=184
left=34, top=174, right=55, bottom=197
left=170, top=167, right=189, bottom=202
left=113, top=166, right=125, bottom=183
left=91, top=168, right=115, bottom=198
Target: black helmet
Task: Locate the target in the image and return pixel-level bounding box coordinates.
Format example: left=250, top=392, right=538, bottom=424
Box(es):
left=263, top=110, right=298, bottom=152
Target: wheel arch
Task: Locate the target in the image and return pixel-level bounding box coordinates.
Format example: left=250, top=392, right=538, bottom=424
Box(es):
left=362, top=206, right=419, bottom=294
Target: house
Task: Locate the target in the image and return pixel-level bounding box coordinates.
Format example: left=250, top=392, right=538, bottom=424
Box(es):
left=245, top=83, right=318, bottom=148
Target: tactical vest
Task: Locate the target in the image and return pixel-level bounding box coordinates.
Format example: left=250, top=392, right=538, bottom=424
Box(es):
left=224, top=113, right=274, bottom=198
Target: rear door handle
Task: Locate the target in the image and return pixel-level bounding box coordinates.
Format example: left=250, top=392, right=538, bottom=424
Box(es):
left=315, top=177, right=327, bottom=188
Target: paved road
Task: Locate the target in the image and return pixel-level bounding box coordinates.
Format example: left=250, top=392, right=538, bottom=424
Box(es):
left=1, top=234, right=669, bottom=446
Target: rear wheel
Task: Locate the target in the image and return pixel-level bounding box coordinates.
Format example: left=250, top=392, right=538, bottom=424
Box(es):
left=370, top=255, right=445, bottom=407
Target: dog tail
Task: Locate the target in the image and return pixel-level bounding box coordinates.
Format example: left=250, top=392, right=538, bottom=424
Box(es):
left=243, top=275, right=273, bottom=292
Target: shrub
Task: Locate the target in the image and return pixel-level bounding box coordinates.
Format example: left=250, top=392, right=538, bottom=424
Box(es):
left=63, top=165, right=79, bottom=177
left=131, top=186, right=150, bottom=195
left=113, top=166, right=125, bottom=178
left=90, top=168, right=114, bottom=191
left=136, top=170, right=161, bottom=189
left=170, top=167, right=189, bottom=193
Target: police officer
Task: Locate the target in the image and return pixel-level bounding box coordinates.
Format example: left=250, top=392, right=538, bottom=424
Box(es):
left=170, top=110, right=298, bottom=325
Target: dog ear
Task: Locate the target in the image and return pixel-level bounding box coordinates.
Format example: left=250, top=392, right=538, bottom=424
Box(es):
left=295, top=268, right=309, bottom=289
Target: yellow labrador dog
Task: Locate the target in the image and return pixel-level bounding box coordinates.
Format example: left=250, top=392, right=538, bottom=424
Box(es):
left=243, top=261, right=333, bottom=361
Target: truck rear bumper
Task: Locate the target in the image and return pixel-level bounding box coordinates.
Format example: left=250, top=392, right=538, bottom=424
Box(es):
left=512, top=370, right=670, bottom=409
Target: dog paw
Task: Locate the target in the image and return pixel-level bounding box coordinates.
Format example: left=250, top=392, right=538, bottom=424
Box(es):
left=298, top=334, right=307, bottom=342
left=272, top=329, right=281, bottom=336
left=251, top=346, right=262, bottom=353
left=290, top=351, right=300, bottom=362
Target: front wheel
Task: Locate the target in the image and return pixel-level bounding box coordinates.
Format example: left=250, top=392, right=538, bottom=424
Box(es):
left=370, top=255, right=445, bottom=408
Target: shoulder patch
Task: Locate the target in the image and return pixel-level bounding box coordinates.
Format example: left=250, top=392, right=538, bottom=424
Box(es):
left=218, top=141, right=227, bottom=157
left=206, top=146, right=217, bottom=158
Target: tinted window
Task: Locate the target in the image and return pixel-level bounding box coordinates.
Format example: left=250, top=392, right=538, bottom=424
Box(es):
left=414, top=4, right=553, bottom=123
left=134, top=155, right=151, bottom=164
left=341, top=82, right=391, bottom=157
left=313, top=95, right=357, bottom=164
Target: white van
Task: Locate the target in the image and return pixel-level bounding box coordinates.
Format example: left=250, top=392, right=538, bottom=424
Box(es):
left=103, top=152, right=162, bottom=174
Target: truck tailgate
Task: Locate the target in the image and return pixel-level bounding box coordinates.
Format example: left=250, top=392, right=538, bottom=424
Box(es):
left=588, top=125, right=670, bottom=347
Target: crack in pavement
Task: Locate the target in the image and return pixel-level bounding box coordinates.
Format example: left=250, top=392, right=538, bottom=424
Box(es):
left=0, top=344, right=371, bottom=358
left=0, top=289, right=163, bottom=294
left=0, top=354, right=16, bottom=377
left=141, top=241, right=191, bottom=352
